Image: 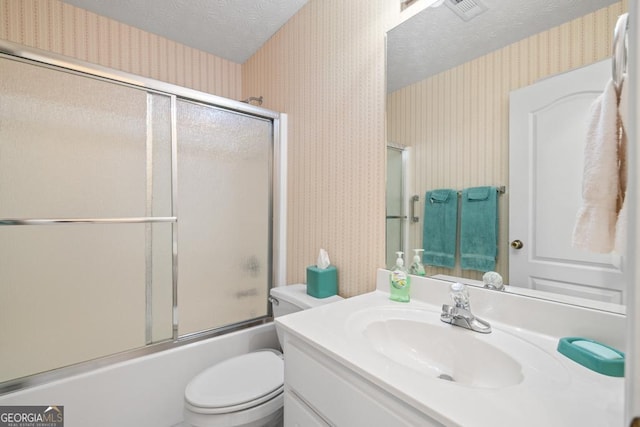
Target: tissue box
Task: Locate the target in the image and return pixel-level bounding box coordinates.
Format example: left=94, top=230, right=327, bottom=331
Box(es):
left=306, top=265, right=338, bottom=298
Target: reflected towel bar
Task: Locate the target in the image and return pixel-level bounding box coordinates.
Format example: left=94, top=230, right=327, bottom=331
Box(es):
left=612, top=13, right=628, bottom=92
left=456, top=186, right=506, bottom=196
left=409, top=187, right=505, bottom=224
left=0, top=217, right=177, bottom=226
left=411, top=195, right=420, bottom=222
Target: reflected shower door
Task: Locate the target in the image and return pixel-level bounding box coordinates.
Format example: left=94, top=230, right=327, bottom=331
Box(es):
left=176, top=100, right=272, bottom=335
left=386, top=147, right=405, bottom=268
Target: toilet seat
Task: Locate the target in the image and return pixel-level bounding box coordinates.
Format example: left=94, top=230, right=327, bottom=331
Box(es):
left=185, top=350, right=284, bottom=415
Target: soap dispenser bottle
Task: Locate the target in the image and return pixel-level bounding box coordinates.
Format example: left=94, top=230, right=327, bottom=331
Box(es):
left=389, top=251, right=410, bottom=302
left=409, top=249, right=426, bottom=276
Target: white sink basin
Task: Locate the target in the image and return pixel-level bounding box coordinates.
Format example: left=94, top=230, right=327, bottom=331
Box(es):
left=347, top=306, right=569, bottom=390
left=363, top=318, right=522, bottom=388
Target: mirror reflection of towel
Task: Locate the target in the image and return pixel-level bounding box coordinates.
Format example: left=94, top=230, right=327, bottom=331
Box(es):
left=460, top=186, right=498, bottom=272
left=422, top=189, right=458, bottom=268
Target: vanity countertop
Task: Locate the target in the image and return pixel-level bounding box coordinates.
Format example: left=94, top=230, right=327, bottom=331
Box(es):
left=276, top=273, right=624, bottom=427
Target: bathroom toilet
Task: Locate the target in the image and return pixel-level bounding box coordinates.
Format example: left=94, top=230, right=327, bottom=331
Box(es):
left=183, top=284, right=343, bottom=427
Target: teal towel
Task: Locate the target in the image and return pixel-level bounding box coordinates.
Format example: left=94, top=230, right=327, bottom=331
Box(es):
left=460, top=186, right=498, bottom=272
left=423, top=189, right=458, bottom=268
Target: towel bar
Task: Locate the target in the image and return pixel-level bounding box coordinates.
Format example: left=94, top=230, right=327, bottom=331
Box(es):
left=612, top=13, right=628, bottom=91
left=456, top=186, right=506, bottom=196
left=0, top=216, right=177, bottom=225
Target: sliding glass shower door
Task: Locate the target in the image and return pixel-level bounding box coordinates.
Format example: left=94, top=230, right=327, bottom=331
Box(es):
left=176, top=100, right=272, bottom=335
left=0, top=49, right=277, bottom=387
left=0, top=57, right=174, bottom=383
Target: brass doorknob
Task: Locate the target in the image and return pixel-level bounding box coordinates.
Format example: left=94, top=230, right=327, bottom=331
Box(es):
left=510, top=240, right=524, bottom=249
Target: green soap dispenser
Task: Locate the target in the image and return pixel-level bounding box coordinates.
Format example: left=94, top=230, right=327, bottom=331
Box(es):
left=389, top=251, right=410, bottom=302
left=409, top=249, right=426, bottom=276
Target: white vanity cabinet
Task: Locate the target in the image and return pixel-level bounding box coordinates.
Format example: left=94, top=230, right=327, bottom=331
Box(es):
left=283, top=336, right=442, bottom=427
left=275, top=271, right=625, bottom=427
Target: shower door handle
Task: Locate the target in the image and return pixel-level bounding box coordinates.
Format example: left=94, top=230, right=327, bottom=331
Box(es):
left=410, top=195, right=419, bottom=222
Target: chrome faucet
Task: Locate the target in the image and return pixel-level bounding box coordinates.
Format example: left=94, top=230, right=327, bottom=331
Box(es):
left=440, top=283, right=491, bottom=334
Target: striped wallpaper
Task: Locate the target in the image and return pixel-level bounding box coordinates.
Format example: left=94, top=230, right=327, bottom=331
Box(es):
left=387, top=1, right=628, bottom=282
left=0, top=0, right=242, bottom=99
left=244, top=0, right=396, bottom=296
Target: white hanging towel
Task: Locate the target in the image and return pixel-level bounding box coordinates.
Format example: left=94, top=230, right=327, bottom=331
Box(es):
left=572, top=79, right=620, bottom=253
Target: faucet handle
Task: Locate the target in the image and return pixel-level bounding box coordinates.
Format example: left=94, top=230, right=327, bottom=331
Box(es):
left=482, top=271, right=505, bottom=291
left=450, top=282, right=469, bottom=309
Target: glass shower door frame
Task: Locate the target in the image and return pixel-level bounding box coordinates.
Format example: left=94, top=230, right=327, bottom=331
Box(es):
left=0, top=40, right=286, bottom=393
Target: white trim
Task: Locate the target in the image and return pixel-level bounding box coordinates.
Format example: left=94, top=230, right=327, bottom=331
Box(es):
left=274, top=114, right=288, bottom=286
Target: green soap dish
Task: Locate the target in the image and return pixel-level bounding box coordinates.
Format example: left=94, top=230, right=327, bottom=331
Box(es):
left=557, top=337, right=624, bottom=377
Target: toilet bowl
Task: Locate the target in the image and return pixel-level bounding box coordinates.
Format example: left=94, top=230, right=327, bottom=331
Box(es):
left=183, top=284, right=343, bottom=427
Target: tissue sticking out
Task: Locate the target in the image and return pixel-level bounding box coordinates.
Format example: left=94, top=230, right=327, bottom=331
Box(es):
left=317, top=248, right=331, bottom=269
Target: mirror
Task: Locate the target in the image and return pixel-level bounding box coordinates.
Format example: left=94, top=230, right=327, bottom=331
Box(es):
left=386, top=0, right=627, bottom=313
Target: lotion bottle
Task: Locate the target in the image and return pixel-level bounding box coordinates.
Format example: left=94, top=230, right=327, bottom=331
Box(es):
left=389, top=251, right=410, bottom=302
left=409, top=249, right=426, bottom=276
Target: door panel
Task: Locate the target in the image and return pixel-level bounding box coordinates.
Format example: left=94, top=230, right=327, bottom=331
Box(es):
left=509, top=59, right=624, bottom=304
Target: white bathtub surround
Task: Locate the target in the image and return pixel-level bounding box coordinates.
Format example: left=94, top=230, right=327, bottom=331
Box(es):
left=0, top=324, right=278, bottom=427
left=276, top=270, right=625, bottom=426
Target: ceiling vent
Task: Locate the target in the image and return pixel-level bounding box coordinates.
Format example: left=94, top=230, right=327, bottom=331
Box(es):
left=445, top=0, right=487, bottom=21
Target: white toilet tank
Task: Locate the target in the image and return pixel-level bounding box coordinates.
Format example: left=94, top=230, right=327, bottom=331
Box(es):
left=269, top=284, right=343, bottom=318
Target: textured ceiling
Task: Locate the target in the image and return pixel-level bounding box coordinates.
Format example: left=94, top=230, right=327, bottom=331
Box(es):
left=60, top=0, right=620, bottom=89
left=61, top=0, right=309, bottom=64
left=387, top=0, right=621, bottom=92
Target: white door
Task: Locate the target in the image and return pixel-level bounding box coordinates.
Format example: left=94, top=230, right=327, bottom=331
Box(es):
left=509, top=59, right=625, bottom=304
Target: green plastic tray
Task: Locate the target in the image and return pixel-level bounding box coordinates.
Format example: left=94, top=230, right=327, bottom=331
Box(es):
left=557, top=337, right=624, bottom=377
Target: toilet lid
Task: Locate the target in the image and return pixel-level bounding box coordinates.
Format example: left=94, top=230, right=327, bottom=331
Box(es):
left=185, top=351, right=284, bottom=411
